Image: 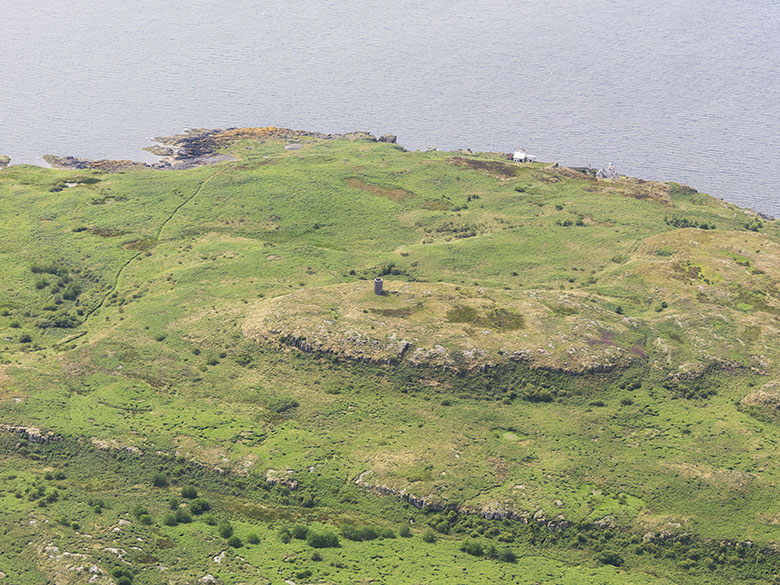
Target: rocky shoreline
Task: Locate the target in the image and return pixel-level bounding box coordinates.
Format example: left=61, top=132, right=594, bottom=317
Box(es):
left=42, top=126, right=397, bottom=172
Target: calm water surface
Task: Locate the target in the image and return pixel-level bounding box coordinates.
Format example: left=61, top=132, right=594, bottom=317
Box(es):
left=1, top=0, right=779, bottom=214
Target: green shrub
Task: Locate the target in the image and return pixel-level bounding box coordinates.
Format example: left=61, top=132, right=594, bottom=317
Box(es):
left=62, top=282, right=81, bottom=300
left=278, top=527, right=292, bottom=543
left=151, top=473, right=168, bottom=488
left=139, top=514, right=153, bottom=525
left=162, top=513, right=178, bottom=526
left=168, top=496, right=181, bottom=510
left=247, top=533, right=260, bottom=544
left=131, top=505, right=148, bottom=518
left=291, top=524, right=309, bottom=539
left=311, top=551, right=322, bottom=561
left=189, top=498, right=210, bottom=515
left=596, top=551, right=625, bottom=567
left=422, top=528, right=436, bottom=543
left=181, top=485, right=198, bottom=499
left=19, top=334, right=32, bottom=343
left=380, top=527, right=396, bottom=539
left=70, top=521, right=80, bottom=530
left=341, top=524, right=379, bottom=541
left=461, top=539, right=484, bottom=556
left=497, top=547, right=516, bottom=562
left=227, top=535, right=243, bottom=548
left=399, top=525, right=411, bottom=538
left=306, top=529, right=339, bottom=548
left=219, top=522, right=233, bottom=539
left=267, top=396, right=299, bottom=413
left=175, top=509, right=192, bottom=524
left=203, top=515, right=217, bottom=526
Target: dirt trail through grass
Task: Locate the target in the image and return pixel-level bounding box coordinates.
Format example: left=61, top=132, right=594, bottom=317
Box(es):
left=55, top=168, right=226, bottom=346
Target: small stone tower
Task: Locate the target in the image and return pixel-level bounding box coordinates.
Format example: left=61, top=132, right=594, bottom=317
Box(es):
left=374, top=277, right=384, bottom=295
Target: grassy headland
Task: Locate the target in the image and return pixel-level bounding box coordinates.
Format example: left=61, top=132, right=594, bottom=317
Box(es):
left=1, top=129, right=779, bottom=584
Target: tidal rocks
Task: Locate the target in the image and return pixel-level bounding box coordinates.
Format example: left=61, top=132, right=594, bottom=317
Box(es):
left=0, top=155, right=10, bottom=169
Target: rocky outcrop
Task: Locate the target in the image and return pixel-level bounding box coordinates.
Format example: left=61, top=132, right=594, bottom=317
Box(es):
left=265, top=468, right=298, bottom=489
left=43, top=155, right=152, bottom=172
left=44, top=127, right=384, bottom=172
left=0, top=424, right=59, bottom=443
left=354, top=471, right=571, bottom=531
left=0, top=155, right=10, bottom=169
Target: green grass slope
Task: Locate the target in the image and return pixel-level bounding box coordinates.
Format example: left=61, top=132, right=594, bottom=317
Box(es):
left=1, top=130, right=780, bottom=584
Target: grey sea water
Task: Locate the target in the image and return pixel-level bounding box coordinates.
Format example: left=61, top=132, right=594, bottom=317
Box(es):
left=1, top=0, right=778, bottom=214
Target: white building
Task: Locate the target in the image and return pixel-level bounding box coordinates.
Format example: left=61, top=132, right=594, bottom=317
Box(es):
left=512, top=150, right=536, bottom=163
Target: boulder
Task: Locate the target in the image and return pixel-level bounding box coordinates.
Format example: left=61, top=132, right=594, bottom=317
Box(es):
left=0, top=155, right=10, bottom=169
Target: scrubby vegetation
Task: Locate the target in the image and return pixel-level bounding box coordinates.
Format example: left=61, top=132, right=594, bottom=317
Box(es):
left=1, top=130, right=780, bottom=584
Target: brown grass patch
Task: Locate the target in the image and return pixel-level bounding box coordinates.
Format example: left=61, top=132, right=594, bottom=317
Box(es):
left=663, top=462, right=754, bottom=491
left=449, top=156, right=518, bottom=179
left=346, top=178, right=413, bottom=201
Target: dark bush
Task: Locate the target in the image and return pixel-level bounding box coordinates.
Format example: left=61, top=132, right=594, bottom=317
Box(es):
left=380, top=527, right=396, bottom=539
left=399, top=525, right=411, bottom=538
left=461, top=539, right=484, bottom=556
left=306, top=529, right=339, bottom=548
left=151, top=473, right=169, bottom=488
left=291, top=524, right=309, bottom=540
left=422, top=528, right=436, bottom=543
left=162, top=513, right=178, bottom=526
left=227, top=535, right=243, bottom=548
left=175, top=509, right=192, bottom=524
left=596, top=551, right=625, bottom=566
left=247, top=533, right=260, bottom=544
left=181, top=485, right=198, bottom=499
left=168, top=496, right=181, bottom=510
left=62, top=282, right=81, bottom=300
left=219, top=522, right=233, bottom=539
left=267, top=396, right=299, bottom=413
left=19, top=334, right=32, bottom=343
left=341, top=524, right=379, bottom=541
left=189, top=498, right=210, bottom=515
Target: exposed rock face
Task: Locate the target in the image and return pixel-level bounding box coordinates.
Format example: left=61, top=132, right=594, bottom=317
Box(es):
left=378, top=134, right=397, bottom=143
left=0, top=155, right=10, bottom=169
left=354, top=471, right=571, bottom=531
left=0, top=424, right=59, bottom=443
left=742, top=382, right=780, bottom=410
left=265, top=468, right=298, bottom=489
left=43, top=155, right=151, bottom=172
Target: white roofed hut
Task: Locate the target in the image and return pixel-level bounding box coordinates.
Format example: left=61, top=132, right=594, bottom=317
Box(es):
left=512, top=150, right=536, bottom=163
